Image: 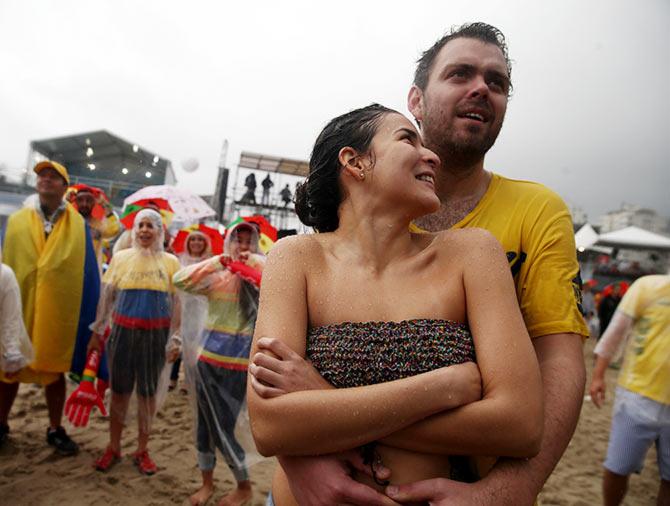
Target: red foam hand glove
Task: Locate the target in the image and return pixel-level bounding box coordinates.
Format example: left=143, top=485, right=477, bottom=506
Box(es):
left=64, top=350, right=107, bottom=427
left=228, top=261, right=262, bottom=287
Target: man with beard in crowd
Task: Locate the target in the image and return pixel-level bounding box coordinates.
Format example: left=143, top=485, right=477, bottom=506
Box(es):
left=258, top=23, right=588, bottom=506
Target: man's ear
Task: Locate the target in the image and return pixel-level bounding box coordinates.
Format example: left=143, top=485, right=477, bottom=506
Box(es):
left=338, top=147, right=365, bottom=179
left=408, top=85, right=425, bottom=128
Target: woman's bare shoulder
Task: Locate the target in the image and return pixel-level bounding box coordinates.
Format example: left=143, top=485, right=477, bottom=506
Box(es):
left=266, top=234, right=327, bottom=270
left=431, top=228, right=506, bottom=267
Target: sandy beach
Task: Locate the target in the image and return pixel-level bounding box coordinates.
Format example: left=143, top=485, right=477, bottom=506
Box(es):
left=0, top=337, right=660, bottom=505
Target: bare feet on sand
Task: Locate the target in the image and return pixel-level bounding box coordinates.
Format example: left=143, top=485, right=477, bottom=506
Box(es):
left=217, top=481, right=252, bottom=506
left=190, top=483, right=214, bottom=506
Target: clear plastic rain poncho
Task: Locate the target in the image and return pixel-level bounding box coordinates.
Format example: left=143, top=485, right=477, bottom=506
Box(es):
left=173, top=222, right=265, bottom=481
left=176, top=231, right=213, bottom=390
left=89, top=209, right=181, bottom=432
left=0, top=244, right=34, bottom=375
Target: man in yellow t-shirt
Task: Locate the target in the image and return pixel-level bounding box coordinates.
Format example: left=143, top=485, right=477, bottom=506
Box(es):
left=275, top=22, right=588, bottom=506
left=589, top=275, right=670, bottom=505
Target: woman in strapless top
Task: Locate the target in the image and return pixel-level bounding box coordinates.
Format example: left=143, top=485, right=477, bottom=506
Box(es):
left=247, top=104, right=543, bottom=505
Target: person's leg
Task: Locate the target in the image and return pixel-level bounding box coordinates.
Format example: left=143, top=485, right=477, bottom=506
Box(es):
left=0, top=381, right=19, bottom=425
left=136, top=395, right=156, bottom=453
left=0, top=380, right=19, bottom=444
left=45, top=373, right=66, bottom=429
left=602, top=469, right=629, bottom=506
left=658, top=480, right=670, bottom=506
left=657, top=417, right=670, bottom=506
left=192, top=363, right=218, bottom=504
left=44, top=374, right=79, bottom=455
left=109, top=392, right=131, bottom=453
left=603, top=390, right=657, bottom=505
left=169, top=356, right=181, bottom=390
left=211, top=366, right=252, bottom=506
left=107, top=327, right=134, bottom=454
left=190, top=469, right=215, bottom=506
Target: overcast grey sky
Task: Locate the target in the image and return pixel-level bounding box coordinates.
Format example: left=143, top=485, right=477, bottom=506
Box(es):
left=1, top=0, right=668, bottom=222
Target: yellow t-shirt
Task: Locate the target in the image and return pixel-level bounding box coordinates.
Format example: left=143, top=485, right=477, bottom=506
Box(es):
left=103, top=248, right=181, bottom=292
left=414, top=173, right=588, bottom=338
left=616, top=275, right=670, bottom=404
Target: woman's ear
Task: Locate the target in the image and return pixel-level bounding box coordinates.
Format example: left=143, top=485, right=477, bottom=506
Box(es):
left=338, top=147, right=365, bottom=181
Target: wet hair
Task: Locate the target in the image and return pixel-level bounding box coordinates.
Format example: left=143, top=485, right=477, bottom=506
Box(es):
left=295, top=103, right=397, bottom=232
left=414, top=22, right=513, bottom=94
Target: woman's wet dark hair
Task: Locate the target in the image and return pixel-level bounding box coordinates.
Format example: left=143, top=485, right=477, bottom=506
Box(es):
left=295, top=103, right=397, bottom=232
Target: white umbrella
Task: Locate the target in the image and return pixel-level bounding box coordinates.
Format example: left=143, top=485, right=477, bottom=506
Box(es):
left=123, top=185, right=216, bottom=223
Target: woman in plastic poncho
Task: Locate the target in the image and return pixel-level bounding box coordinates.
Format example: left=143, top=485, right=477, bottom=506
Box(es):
left=88, top=209, right=181, bottom=475
left=0, top=244, right=34, bottom=446
left=174, top=221, right=265, bottom=506
left=170, top=230, right=213, bottom=392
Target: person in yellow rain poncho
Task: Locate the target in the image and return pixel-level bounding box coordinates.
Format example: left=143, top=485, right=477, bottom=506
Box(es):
left=0, top=161, right=100, bottom=456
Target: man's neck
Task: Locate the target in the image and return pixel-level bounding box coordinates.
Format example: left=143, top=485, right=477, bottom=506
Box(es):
left=39, top=197, right=62, bottom=217
left=415, top=161, right=492, bottom=232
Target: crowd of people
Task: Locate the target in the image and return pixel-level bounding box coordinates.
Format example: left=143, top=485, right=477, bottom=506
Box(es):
left=1, top=21, right=668, bottom=506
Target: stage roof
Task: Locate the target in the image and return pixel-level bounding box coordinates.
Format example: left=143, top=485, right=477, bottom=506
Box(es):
left=30, top=130, right=175, bottom=206
left=238, top=151, right=309, bottom=177
left=30, top=130, right=173, bottom=187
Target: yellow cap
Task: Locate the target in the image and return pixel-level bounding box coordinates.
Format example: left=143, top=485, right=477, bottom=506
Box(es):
left=33, top=160, right=70, bottom=185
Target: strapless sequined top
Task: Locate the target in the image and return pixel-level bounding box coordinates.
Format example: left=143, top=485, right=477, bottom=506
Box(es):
left=306, top=319, right=476, bottom=388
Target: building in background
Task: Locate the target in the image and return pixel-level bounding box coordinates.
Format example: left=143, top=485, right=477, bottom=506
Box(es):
left=567, top=202, right=588, bottom=228
left=599, top=204, right=670, bottom=235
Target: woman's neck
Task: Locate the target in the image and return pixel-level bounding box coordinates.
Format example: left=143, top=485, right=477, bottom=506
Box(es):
left=333, top=203, right=421, bottom=274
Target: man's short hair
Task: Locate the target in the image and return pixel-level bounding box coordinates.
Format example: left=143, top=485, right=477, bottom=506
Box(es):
left=414, top=22, right=513, bottom=93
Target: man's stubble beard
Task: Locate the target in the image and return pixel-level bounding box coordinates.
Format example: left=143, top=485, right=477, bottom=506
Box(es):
left=414, top=106, right=504, bottom=231
left=421, top=106, right=503, bottom=174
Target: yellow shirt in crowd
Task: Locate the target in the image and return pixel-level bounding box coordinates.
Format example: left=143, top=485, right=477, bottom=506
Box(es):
left=413, top=173, right=588, bottom=339
left=616, top=275, right=670, bottom=405
left=103, top=248, right=181, bottom=292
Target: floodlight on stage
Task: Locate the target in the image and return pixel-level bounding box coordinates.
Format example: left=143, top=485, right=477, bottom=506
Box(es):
left=145, top=171, right=152, bottom=178
left=88, top=163, right=96, bottom=171
left=152, top=155, right=159, bottom=165
left=122, top=167, right=129, bottom=175
left=85, top=138, right=91, bottom=146
left=133, top=144, right=139, bottom=153
left=86, top=147, right=94, bottom=157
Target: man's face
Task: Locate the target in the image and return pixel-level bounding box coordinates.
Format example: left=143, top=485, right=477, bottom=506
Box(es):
left=409, top=38, right=510, bottom=165
left=75, top=191, right=95, bottom=218
left=36, top=168, right=67, bottom=201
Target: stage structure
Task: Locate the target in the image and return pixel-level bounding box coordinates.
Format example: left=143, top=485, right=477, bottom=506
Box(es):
left=227, top=151, right=308, bottom=231
left=28, top=130, right=175, bottom=207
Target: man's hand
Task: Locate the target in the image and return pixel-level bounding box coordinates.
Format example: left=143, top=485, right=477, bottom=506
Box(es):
left=280, top=452, right=400, bottom=506
left=386, top=478, right=491, bottom=505
left=166, top=347, right=180, bottom=363
left=589, top=376, right=606, bottom=408
left=86, top=333, right=102, bottom=354
left=249, top=337, right=332, bottom=398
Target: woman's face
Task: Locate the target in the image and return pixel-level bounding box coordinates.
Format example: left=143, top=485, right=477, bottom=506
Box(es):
left=136, top=218, right=158, bottom=248
left=364, top=113, right=441, bottom=215
left=231, top=229, right=253, bottom=260
left=188, top=234, right=207, bottom=256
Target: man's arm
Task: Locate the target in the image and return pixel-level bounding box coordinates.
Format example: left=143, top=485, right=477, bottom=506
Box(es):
left=589, top=311, right=633, bottom=408
left=387, top=332, right=585, bottom=506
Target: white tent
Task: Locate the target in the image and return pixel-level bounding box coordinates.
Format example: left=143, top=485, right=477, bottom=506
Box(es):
left=596, top=226, right=670, bottom=251
left=575, top=223, right=612, bottom=254
left=575, top=223, right=599, bottom=250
